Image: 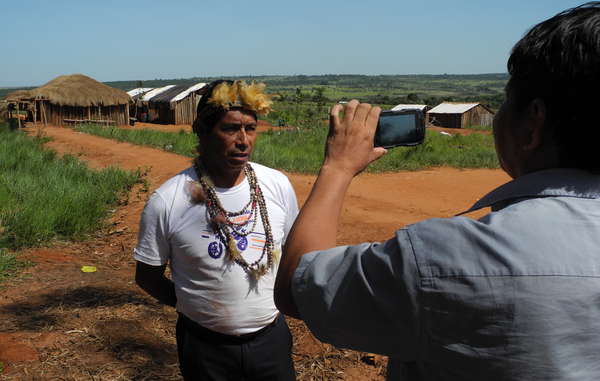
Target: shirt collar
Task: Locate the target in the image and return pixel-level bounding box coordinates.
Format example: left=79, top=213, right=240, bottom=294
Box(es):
left=459, top=168, right=600, bottom=215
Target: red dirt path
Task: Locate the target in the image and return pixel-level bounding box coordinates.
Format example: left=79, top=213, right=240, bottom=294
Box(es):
left=0, top=124, right=509, bottom=380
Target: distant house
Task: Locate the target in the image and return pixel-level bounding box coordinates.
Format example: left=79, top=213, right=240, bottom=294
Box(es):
left=427, top=102, right=494, bottom=129
left=127, top=88, right=154, bottom=122
left=137, top=83, right=207, bottom=125
left=391, top=104, right=430, bottom=113
left=127, top=87, right=154, bottom=101
left=5, top=74, right=130, bottom=126
left=134, top=85, right=175, bottom=122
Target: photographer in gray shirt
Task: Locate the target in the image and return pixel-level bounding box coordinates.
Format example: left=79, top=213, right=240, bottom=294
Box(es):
left=275, top=3, right=600, bottom=380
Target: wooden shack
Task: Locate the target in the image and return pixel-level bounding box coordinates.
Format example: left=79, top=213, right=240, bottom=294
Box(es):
left=2, top=90, right=35, bottom=127
left=427, top=102, right=494, bottom=129
left=142, top=82, right=207, bottom=125
left=5, top=74, right=131, bottom=126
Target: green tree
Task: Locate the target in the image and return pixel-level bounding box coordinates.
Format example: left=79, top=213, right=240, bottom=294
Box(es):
left=313, top=87, right=327, bottom=115
left=407, top=93, right=420, bottom=103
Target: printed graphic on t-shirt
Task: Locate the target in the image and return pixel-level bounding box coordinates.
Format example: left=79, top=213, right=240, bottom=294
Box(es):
left=203, top=210, right=266, bottom=262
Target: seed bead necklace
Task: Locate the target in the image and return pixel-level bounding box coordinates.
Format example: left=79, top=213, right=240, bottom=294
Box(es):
left=192, top=158, right=275, bottom=280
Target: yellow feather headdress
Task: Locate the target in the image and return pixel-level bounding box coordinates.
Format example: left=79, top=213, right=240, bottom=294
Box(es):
left=207, top=81, right=273, bottom=115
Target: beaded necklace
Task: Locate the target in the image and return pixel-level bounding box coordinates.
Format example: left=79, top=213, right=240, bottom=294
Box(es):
left=192, top=158, right=275, bottom=280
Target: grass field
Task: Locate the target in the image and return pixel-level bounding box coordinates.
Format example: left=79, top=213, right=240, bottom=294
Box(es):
left=0, top=123, right=141, bottom=250
left=75, top=123, right=499, bottom=173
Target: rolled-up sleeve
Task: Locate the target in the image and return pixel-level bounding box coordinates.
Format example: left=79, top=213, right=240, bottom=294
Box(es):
left=291, top=229, right=421, bottom=358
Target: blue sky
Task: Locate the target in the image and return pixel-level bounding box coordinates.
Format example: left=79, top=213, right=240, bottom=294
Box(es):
left=0, top=0, right=588, bottom=87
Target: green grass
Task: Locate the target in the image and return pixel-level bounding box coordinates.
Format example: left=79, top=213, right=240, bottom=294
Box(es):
left=75, top=124, right=198, bottom=156
left=466, top=124, right=493, bottom=131
left=253, top=128, right=499, bottom=172
left=0, top=249, right=31, bottom=285
left=0, top=123, right=141, bottom=249
left=76, top=124, right=499, bottom=173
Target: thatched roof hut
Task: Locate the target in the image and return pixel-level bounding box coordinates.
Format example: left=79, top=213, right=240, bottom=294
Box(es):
left=4, top=89, right=33, bottom=101
left=31, top=74, right=130, bottom=107
left=5, top=74, right=131, bottom=126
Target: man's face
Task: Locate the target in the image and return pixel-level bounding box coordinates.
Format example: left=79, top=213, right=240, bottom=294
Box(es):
left=200, top=109, right=258, bottom=177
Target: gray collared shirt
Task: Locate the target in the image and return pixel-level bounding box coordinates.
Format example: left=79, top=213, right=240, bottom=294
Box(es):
left=292, top=168, right=600, bottom=380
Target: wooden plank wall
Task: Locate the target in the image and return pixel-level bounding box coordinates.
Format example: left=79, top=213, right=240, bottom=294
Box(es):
left=173, top=93, right=197, bottom=125
left=146, top=93, right=199, bottom=125
left=428, top=113, right=462, bottom=129
left=463, top=105, right=494, bottom=128
left=43, top=103, right=130, bottom=126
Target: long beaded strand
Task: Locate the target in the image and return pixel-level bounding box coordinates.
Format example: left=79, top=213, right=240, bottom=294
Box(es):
left=192, top=159, right=275, bottom=280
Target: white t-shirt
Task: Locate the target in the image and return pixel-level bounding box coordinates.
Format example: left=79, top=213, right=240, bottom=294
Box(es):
left=134, top=162, right=299, bottom=335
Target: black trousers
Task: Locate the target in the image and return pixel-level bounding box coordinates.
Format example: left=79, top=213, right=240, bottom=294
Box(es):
left=176, top=313, right=296, bottom=381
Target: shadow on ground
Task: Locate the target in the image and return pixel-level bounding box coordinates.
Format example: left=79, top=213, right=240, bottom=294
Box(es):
left=1, top=285, right=152, bottom=331
left=0, top=285, right=181, bottom=380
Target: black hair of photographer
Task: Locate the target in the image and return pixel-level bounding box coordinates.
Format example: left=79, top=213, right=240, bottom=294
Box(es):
left=507, top=1, right=600, bottom=171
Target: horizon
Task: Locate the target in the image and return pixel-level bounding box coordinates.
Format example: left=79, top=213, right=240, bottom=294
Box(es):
left=3, top=72, right=510, bottom=90
left=1, top=0, right=585, bottom=87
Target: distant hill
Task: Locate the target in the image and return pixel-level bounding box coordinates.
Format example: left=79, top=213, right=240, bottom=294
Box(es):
left=3, top=74, right=508, bottom=109
left=105, top=73, right=508, bottom=91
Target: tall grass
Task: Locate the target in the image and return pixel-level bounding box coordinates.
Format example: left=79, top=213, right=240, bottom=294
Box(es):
left=76, top=124, right=198, bottom=155
left=0, top=123, right=141, bottom=249
left=253, top=128, right=499, bottom=172
left=76, top=124, right=499, bottom=173
left=76, top=124, right=199, bottom=156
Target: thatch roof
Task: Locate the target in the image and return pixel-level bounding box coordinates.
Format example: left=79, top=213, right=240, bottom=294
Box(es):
left=27, top=74, right=130, bottom=107
left=4, top=89, right=34, bottom=101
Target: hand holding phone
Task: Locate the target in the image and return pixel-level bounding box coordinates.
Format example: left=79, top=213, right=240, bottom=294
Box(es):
left=375, top=110, right=426, bottom=148
left=326, top=100, right=387, bottom=176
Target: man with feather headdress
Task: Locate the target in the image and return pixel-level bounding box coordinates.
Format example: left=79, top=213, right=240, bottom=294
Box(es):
left=134, top=80, right=298, bottom=380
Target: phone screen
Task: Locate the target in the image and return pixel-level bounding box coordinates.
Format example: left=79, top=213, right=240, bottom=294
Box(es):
left=375, top=112, right=422, bottom=148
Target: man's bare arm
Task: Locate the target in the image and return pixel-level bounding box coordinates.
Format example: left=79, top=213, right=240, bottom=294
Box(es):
left=135, top=261, right=177, bottom=307
left=275, top=100, right=386, bottom=318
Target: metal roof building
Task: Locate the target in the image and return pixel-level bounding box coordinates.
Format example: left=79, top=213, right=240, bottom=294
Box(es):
left=391, top=104, right=429, bottom=112
left=126, top=88, right=154, bottom=100
left=427, top=102, right=494, bottom=129
left=137, top=83, right=207, bottom=125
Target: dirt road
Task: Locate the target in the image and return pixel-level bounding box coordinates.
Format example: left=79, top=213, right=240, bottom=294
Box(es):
left=0, top=125, right=509, bottom=380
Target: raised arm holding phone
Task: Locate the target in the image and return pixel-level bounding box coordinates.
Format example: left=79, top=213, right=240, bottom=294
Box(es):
left=275, top=100, right=386, bottom=317
left=276, top=3, right=600, bottom=380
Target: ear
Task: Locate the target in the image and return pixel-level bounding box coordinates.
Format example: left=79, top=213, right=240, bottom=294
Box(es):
left=522, top=98, right=546, bottom=151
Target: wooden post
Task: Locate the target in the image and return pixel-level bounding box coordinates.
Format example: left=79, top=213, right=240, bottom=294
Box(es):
left=42, top=101, right=47, bottom=126
left=16, top=102, right=21, bottom=129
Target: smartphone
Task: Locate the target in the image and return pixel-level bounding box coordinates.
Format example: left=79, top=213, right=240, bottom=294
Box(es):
left=375, top=109, right=426, bottom=148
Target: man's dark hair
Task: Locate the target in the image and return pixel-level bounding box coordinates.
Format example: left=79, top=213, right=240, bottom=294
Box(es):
left=507, top=2, right=600, bottom=170
left=192, top=79, right=257, bottom=136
